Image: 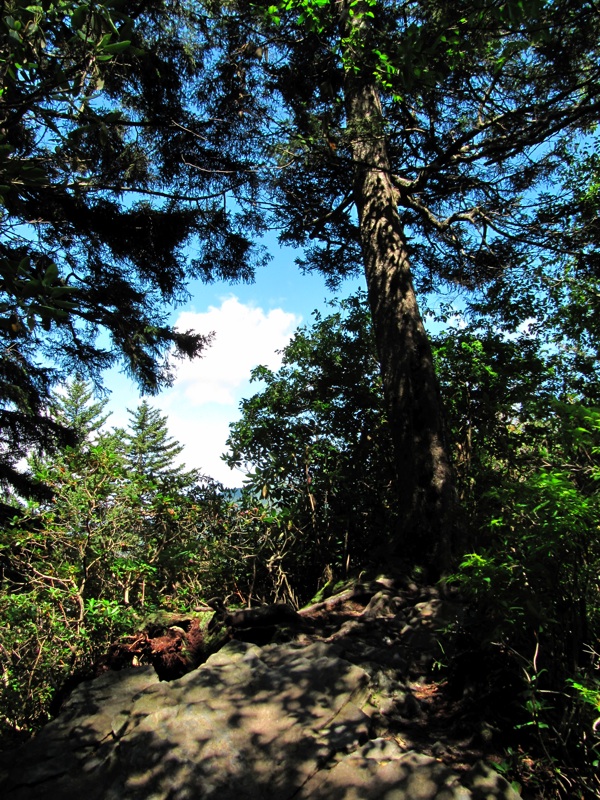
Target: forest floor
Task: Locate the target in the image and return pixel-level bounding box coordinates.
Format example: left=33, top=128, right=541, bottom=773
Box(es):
left=101, top=575, right=538, bottom=796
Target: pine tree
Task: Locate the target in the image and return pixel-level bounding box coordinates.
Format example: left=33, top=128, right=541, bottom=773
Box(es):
left=117, top=402, right=209, bottom=607
left=51, top=379, right=111, bottom=444
left=121, top=402, right=198, bottom=488
left=169, top=0, right=600, bottom=569
left=0, top=1, right=259, bottom=501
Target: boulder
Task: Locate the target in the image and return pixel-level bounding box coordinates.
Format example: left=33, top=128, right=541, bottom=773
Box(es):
left=0, top=638, right=520, bottom=800
left=0, top=579, right=521, bottom=800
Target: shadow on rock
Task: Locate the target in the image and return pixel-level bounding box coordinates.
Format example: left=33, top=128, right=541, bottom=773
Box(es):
left=0, top=578, right=522, bottom=800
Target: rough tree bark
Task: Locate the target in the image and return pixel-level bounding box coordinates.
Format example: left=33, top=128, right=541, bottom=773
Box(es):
left=345, top=72, right=454, bottom=571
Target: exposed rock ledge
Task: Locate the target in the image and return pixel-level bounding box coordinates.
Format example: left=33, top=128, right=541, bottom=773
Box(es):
left=0, top=579, right=521, bottom=800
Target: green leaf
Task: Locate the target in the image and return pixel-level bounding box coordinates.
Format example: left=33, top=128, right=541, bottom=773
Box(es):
left=100, top=40, right=131, bottom=55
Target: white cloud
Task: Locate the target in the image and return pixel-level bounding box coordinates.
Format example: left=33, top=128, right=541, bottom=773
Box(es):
left=173, top=296, right=299, bottom=406
left=153, top=404, right=247, bottom=487
left=146, top=296, right=300, bottom=486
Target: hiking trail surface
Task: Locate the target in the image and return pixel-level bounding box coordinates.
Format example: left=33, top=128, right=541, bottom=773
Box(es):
left=0, top=575, right=522, bottom=799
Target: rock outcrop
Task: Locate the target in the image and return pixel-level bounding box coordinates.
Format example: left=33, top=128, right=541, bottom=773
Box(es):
left=0, top=578, right=521, bottom=800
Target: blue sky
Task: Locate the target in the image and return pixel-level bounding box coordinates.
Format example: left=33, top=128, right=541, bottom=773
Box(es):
left=103, top=240, right=366, bottom=486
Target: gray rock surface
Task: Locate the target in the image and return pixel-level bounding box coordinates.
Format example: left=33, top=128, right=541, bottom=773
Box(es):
left=0, top=581, right=522, bottom=800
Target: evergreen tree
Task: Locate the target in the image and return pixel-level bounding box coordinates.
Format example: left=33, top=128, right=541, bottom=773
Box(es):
left=167, top=0, right=600, bottom=568
left=0, top=384, right=217, bottom=738
left=117, top=402, right=205, bottom=603
left=226, top=290, right=600, bottom=793
left=120, top=401, right=197, bottom=487
left=0, top=0, right=263, bottom=502
left=50, top=379, right=111, bottom=443
left=5, top=0, right=600, bottom=572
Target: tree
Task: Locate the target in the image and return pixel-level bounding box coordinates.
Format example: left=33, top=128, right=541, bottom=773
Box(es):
left=0, top=380, right=134, bottom=737
left=5, top=0, right=600, bottom=571
left=175, top=0, right=600, bottom=569
left=120, top=401, right=197, bottom=486
left=113, top=402, right=209, bottom=603
left=0, top=0, right=267, bottom=505
left=438, top=342, right=600, bottom=795
left=225, top=292, right=397, bottom=580
left=50, top=377, right=111, bottom=441
left=224, top=287, right=600, bottom=791
left=0, top=382, right=221, bottom=739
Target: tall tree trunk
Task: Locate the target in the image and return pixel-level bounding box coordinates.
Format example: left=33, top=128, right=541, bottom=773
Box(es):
left=345, top=75, right=454, bottom=571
